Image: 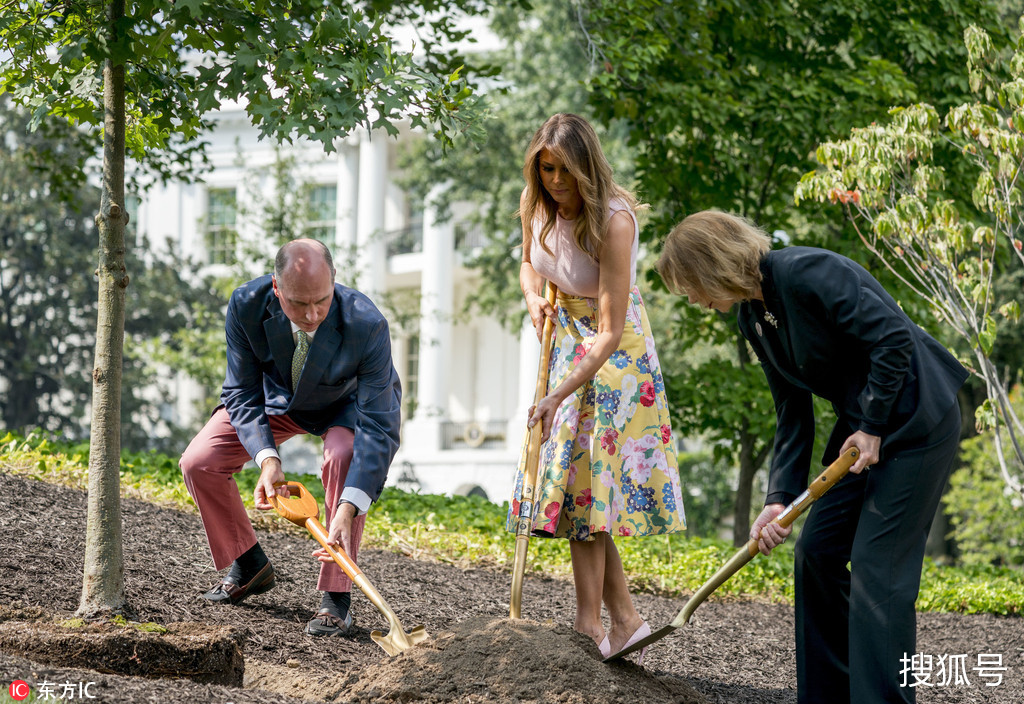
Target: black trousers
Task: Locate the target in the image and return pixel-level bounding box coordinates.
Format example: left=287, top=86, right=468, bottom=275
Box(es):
left=794, top=402, right=961, bottom=704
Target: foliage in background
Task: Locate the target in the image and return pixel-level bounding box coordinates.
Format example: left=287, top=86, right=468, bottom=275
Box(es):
left=673, top=451, right=737, bottom=539
left=795, top=20, right=1024, bottom=504
left=944, top=389, right=1024, bottom=567
left=0, top=0, right=501, bottom=176
left=572, top=0, right=1008, bottom=545
left=0, top=98, right=222, bottom=453
left=3, top=431, right=1020, bottom=616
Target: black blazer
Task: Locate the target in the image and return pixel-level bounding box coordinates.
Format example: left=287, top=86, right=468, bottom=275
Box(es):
left=737, top=247, right=967, bottom=505
left=219, top=274, right=402, bottom=503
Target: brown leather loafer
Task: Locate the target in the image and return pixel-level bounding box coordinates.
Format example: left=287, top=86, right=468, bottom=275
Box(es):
left=305, top=608, right=354, bottom=637
left=202, top=562, right=275, bottom=605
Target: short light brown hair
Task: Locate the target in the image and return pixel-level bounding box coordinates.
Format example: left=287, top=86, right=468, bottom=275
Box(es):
left=656, top=210, right=771, bottom=301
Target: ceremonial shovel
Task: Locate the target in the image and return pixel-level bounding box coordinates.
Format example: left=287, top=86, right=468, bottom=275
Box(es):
left=604, top=446, right=860, bottom=662
left=271, top=481, right=428, bottom=656
left=509, top=281, right=559, bottom=618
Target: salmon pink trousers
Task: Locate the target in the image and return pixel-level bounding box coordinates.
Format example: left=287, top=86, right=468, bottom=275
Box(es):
left=180, top=408, right=365, bottom=593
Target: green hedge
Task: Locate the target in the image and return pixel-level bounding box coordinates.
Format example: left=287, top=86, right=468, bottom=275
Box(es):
left=1, top=430, right=1020, bottom=615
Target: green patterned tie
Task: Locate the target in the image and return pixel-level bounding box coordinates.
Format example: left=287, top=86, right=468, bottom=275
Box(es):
left=291, top=331, right=310, bottom=390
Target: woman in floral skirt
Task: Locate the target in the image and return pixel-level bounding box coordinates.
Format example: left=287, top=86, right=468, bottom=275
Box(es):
left=508, top=113, right=686, bottom=662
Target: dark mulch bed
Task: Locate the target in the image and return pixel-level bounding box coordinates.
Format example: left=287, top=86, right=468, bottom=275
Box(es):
left=0, top=471, right=1020, bottom=703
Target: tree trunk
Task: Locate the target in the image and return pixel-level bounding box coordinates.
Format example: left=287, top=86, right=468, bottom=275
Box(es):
left=78, top=0, right=129, bottom=618
left=731, top=330, right=772, bottom=547
left=732, top=422, right=758, bottom=547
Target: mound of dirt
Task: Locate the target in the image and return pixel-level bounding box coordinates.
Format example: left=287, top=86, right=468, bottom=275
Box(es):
left=246, top=616, right=704, bottom=704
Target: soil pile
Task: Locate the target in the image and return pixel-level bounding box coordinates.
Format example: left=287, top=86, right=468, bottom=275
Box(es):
left=247, top=617, right=704, bottom=703
left=351, top=616, right=703, bottom=704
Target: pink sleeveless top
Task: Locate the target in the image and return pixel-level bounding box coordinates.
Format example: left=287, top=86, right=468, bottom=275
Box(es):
left=529, top=198, right=639, bottom=298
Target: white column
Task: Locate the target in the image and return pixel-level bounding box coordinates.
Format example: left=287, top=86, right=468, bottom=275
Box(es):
left=508, top=315, right=541, bottom=446
left=335, top=141, right=358, bottom=252
left=355, top=131, right=387, bottom=297
left=416, top=186, right=453, bottom=420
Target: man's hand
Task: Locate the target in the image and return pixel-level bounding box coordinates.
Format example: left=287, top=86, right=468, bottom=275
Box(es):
left=841, top=431, right=881, bottom=474
left=314, top=501, right=358, bottom=563
left=254, top=457, right=287, bottom=510
left=750, top=503, right=791, bottom=556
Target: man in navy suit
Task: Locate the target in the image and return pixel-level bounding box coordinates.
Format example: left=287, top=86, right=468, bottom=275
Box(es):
left=659, top=211, right=968, bottom=704
left=180, top=238, right=401, bottom=637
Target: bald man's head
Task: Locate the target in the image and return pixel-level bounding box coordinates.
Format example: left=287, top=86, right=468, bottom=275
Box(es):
left=275, top=238, right=336, bottom=282
left=272, top=239, right=337, bottom=333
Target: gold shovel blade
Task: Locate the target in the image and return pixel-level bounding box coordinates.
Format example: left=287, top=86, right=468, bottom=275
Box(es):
left=371, top=624, right=430, bottom=656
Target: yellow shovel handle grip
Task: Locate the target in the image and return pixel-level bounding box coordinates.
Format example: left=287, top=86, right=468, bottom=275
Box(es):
left=269, top=481, right=320, bottom=526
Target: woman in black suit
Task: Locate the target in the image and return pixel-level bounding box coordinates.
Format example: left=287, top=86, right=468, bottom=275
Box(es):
left=657, top=210, right=968, bottom=704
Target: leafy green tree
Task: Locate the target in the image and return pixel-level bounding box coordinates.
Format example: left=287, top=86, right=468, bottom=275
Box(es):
left=0, top=99, right=97, bottom=436
left=1, top=0, right=496, bottom=617
left=795, top=20, right=1024, bottom=505
left=574, top=0, right=1007, bottom=545
left=0, top=97, right=217, bottom=451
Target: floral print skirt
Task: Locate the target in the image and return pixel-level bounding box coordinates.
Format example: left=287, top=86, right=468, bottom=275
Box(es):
left=507, top=287, right=686, bottom=541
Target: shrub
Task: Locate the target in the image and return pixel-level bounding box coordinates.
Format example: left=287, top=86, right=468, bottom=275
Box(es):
left=944, top=430, right=1024, bottom=568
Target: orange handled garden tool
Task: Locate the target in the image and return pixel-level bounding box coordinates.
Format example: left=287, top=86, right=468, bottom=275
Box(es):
left=271, top=481, right=428, bottom=656
left=604, top=446, right=860, bottom=661
left=509, top=281, right=558, bottom=619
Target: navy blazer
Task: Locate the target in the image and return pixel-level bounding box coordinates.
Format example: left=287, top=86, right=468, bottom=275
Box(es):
left=737, top=247, right=967, bottom=505
left=219, top=274, right=402, bottom=503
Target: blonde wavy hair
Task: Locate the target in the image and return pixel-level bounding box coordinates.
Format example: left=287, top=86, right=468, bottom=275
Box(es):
left=657, top=210, right=771, bottom=301
left=519, top=113, right=640, bottom=261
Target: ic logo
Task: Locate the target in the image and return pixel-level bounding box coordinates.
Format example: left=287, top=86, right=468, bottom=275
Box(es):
left=9, top=680, right=30, bottom=700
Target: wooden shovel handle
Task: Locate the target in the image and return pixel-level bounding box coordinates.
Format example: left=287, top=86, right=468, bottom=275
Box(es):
left=522, top=282, right=559, bottom=494
left=509, top=281, right=559, bottom=619
left=304, top=515, right=365, bottom=580
left=270, top=481, right=365, bottom=579
left=746, top=446, right=859, bottom=557
left=669, top=446, right=862, bottom=631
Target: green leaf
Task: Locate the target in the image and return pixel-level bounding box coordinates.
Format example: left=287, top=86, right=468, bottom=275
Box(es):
left=978, top=314, right=997, bottom=355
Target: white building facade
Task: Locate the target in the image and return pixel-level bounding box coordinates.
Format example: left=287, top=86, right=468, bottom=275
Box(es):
left=134, top=106, right=540, bottom=503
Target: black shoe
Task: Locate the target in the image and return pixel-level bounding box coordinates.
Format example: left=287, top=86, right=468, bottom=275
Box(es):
left=202, top=561, right=275, bottom=605
left=305, top=608, right=354, bottom=637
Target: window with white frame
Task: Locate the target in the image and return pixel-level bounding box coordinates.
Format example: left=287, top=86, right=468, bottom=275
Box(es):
left=206, top=187, right=237, bottom=265
left=304, top=184, right=337, bottom=244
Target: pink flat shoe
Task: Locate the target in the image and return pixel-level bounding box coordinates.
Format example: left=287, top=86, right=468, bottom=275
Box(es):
left=598, top=635, right=611, bottom=658
left=622, top=620, right=651, bottom=666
